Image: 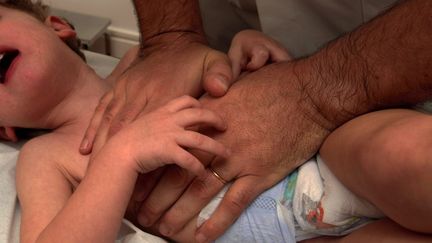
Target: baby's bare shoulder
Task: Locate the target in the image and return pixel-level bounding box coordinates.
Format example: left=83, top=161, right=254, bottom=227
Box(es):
left=17, top=133, right=87, bottom=187
left=19, top=133, right=70, bottom=161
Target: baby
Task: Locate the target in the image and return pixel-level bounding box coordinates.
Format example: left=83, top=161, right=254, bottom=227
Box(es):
left=1, top=1, right=224, bottom=243
left=1, top=1, right=381, bottom=243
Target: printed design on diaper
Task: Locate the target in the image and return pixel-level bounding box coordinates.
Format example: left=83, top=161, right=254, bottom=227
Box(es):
left=281, top=169, right=298, bottom=209
left=293, top=158, right=379, bottom=237
left=300, top=194, right=334, bottom=229
left=298, top=192, right=370, bottom=236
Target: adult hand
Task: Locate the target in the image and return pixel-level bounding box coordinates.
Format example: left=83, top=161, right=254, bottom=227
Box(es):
left=79, top=34, right=234, bottom=155
left=135, top=61, right=334, bottom=242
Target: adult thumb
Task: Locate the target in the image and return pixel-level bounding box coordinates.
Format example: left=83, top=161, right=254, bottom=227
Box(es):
left=202, top=51, right=233, bottom=97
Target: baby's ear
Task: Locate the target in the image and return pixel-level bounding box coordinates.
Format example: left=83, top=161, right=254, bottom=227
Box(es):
left=44, top=16, right=77, bottom=41
left=0, top=127, right=18, bottom=142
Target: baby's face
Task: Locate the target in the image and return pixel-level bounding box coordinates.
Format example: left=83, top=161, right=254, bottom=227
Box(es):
left=0, top=5, right=78, bottom=128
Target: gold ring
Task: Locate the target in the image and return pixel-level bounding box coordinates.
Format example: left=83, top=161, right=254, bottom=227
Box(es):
left=209, top=167, right=228, bottom=185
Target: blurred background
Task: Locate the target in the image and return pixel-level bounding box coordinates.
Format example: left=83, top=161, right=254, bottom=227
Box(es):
left=44, top=0, right=254, bottom=59
left=45, top=0, right=140, bottom=58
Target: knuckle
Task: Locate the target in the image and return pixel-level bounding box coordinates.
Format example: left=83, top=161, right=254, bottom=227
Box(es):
left=160, top=210, right=185, bottom=230
left=105, top=96, right=122, bottom=112
left=94, top=102, right=108, bottom=113
left=188, top=178, right=216, bottom=201
left=102, top=112, right=116, bottom=124
left=140, top=201, right=162, bottom=219
left=203, top=220, right=226, bottom=237
left=255, top=48, right=268, bottom=59
left=182, top=155, right=200, bottom=170
left=226, top=190, right=253, bottom=215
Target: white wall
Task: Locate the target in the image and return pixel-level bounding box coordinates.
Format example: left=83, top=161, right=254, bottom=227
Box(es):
left=45, top=0, right=140, bottom=57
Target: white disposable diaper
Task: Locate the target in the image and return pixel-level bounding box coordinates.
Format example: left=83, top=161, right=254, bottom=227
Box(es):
left=198, top=156, right=385, bottom=242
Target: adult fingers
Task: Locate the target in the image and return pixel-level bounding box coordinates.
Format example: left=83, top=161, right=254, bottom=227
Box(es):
left=79, top=91, right=113, bottom=155
left=195, top=177, right=266, bottom=243
left=126, top=168, right=165, bottom=220
left=156, top=167, right=227, bottom=237
left=90, top=78, right=129, bottom=155
left=166, top=215, right=200, bottom=243
left=202, top=51, right=233, bottom=97
left=137, top=148, right=216, bottom=228
left=137, top=165, right=196, bottom=227
left=91, top=97, right=124, bottom=155
left=107, top=93, right=148, bottom=138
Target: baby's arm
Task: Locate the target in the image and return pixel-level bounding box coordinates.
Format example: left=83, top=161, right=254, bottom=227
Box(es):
left=228, top=29, right=292, bottom=78
left=16, top=96, right=228, bottom=243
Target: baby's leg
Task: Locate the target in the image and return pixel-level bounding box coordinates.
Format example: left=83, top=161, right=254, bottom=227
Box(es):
left=319, top=109, right=432, bottom=233
left=302, top=218, right=432, bottom=243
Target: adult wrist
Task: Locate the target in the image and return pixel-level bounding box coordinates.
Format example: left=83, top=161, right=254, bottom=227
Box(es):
left=132, top=0, right=207, bottom=54
left=296, top=41, right=376, bottom=129
left=139, top=31, right=207, bottom=57
left=145, top=31, right=206, bottom=45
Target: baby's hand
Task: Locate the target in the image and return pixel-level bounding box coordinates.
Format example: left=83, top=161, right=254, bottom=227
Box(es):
left=113, top=96, right=229, bottom=176
left=228, top=29, right=292, bottom=78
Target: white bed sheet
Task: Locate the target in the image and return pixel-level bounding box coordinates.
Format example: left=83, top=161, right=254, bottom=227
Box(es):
left=0, top=142, right=21, bottom=243
left=83, top=50, right=120, bottom=78
left=0, top=51, right=168, bottom=243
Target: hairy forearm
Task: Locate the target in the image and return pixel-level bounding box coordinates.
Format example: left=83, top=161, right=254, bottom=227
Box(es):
left=132, top=0, right=206, bottom=49
left=300, top=0, right=432, bottom=128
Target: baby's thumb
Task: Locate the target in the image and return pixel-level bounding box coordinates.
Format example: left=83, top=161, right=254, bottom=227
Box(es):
left=203, top=52, right=233, bottom=97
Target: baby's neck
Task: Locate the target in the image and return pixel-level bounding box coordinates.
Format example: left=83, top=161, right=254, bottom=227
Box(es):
left=42, top=65, right=111, bottom=137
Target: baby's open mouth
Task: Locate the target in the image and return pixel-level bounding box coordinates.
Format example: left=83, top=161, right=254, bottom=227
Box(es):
left=0, top=50, right=19, bottom=83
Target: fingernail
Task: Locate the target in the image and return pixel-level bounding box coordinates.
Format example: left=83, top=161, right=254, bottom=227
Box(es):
left=196, top=233, right=208, bottom=243
left=159, top=223, right=171, bottom=236
left=216, top=75, right=229, bottom=92
left=80, top=138, right=89, bottom=151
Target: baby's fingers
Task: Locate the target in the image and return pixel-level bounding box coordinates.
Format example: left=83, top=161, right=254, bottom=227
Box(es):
left=267, top=44, right=291, bottom=62
left=176, top=131, right=230, bottom=160
left=246, top=44, right=270, bottom=71
left=227, top=44, right=247, bottom=79
left=167, top=146, right=206, bottom=176
left=175, top=108, right=226, bottom=131
left=164, top=95, right=202, bottom=113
